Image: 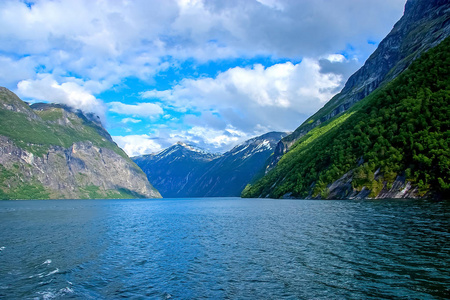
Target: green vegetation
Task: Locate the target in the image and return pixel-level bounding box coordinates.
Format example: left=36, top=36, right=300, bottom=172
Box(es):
left=0, top=165, right=50, bottom=199
left=0, top=105, right=130, bottom=163
left=0, top=93, right=155, bottom=200
left=79, top=185, right=104, bottom=199
left=243, top=37, right=450, bottom=199
left=78, top=185, right=145, bottom=199
left=114, top=188, right=147, bottom=199
left=8, top=183, right=50, bottom=200
left=0, top=162, right=146, bottom=200
left=35, top=108, right=64, bottom=122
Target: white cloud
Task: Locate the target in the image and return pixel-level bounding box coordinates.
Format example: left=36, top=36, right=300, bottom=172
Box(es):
left=256, top=0, right=285, bottom=11
left=174, top=125, right=250, bottom=150
left=113, top=123, right=255, bottom=156
left=109, top=102, right=163, bottom=118
left=0, top=0, right=405, bottom=91
left=135, top=57, right=356, bottom=153
left=0, top=0, right=178, bottom=91
left=0, top=0, right=407, bottom=154
left=16, top=74, right=106, bottom=121
left=113, top=134, right=163, bottom=157
left=143, top=58, right=343, bottom=134
left=0, top=56, right=36, bottom=87
left=170, top=0, right=406, bottom=59
left=121, top=118, right=142, bottom=124
left=326, top=54, right=346, bottom=63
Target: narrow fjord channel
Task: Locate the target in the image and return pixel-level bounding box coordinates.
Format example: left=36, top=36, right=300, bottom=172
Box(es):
left=0, top=198, right=449, bottom=299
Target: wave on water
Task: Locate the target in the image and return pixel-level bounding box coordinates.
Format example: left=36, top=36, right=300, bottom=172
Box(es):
left=36, top=286, right=74, bottom=300
left=45, top=269, right=59, bottom=277
left=0, top=198, right=448, bottom=299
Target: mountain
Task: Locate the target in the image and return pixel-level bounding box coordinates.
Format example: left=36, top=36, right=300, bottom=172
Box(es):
left=133, top=142, right=220, bottom=198
left=268, top=0, right=450, bottom=170
left=133, top=132, right=287, bottom=197
left=242, top=3, right=450, bottom=200
left=0, top=87, right=161, bottom=199
left=184, top=131, right=289, bottom=197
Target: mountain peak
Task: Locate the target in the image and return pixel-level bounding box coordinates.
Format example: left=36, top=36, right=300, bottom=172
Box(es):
left=173, top=141, right=212, bottom=155
left=30, top=102, right=102, bottom=127
left=133, top=131, right=287, bottom=197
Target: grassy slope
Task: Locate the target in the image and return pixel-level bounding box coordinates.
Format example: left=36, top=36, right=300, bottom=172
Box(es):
left=0, top=104, right=133, bottom=164
left=0, top=93, right=149, bottom=199
left=242, top=36, right=450, bottom=199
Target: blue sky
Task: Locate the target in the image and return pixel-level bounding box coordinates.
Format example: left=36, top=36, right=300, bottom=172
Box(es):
left=0, top=0, right=406, bottom=156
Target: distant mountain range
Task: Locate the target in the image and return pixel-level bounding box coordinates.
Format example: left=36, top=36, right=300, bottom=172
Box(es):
left=0, top=88, right=161, bottom=199
left=133, top=132, right=287, bottom=197
left=243, top=0, right=450, bottom=200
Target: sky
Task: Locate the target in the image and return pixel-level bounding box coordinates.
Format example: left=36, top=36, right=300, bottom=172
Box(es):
left=0, top=0, right=406, bottom=156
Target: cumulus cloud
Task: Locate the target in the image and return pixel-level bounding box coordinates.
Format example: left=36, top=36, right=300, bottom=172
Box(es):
left=112, top=124, right=254, bottom=156
left=113, top=134, right=163, bottom=157
left=17, top=74, right=106, bottom=121
left=171, top=125, right=250, bottom=151
left=0, top=0, right=407, bottom=154
left=109, top=102, right=163, bottom=118
left=128, top=56, right=357, bottom=153
left=143, top=57, right=344, bottom=134
left=0, top=56, right=36, bottom=87
left=318, top=55, right=360, bottom=80
left=172, top=0, right=406, bottom=59
left=121, top=118, right=142, bottom=124
left=0, top=0, right=405, bottom=91
left=0, top=0, right=178, bottom=93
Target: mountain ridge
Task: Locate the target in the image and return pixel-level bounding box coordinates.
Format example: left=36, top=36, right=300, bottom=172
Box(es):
left=134, top=131, right=287, bottom=197
left=0, top=88, right=161, bottom=199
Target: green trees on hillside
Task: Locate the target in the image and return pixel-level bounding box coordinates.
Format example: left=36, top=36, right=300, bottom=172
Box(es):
left=243, top=37, right=450, bottom=199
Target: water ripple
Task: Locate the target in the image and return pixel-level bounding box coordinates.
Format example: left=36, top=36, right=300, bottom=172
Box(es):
left=0, top=198, right=448, bottom=299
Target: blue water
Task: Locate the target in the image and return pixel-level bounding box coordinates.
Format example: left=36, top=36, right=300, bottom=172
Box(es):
left=0, top=198, right=449, bottom=299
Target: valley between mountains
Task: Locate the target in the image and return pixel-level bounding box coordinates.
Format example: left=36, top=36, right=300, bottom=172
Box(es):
left=0, top=0, right=449, bottom=200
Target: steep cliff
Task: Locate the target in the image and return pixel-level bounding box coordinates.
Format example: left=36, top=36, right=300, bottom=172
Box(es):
left=268, top=0, right=450, bottom=170
left=0, top=87, right=161, bottom=199
left=134, top=132, right=287, bottom=197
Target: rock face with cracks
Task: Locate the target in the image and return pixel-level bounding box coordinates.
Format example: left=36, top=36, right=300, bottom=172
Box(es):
left=0, top=87, right=161, bottom=200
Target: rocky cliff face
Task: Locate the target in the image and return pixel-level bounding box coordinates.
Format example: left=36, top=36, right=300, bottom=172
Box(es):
left=0, top=87, right=161, bottom=199
left=134, top=132, right=287, bottom=197
left=268, top=0, right=450, bottom=170
left=317, top=171, right=419, bottom=200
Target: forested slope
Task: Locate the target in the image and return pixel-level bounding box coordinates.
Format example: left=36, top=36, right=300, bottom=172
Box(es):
left=242, top=36, right=450, bottom=200
left=267, top=0, right=450, bottom=170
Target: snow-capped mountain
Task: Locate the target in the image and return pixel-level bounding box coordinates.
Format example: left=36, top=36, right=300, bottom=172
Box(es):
left=133, top=132, right=288, bottom=197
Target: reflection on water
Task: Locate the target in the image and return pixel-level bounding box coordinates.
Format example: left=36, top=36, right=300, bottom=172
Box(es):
left=0, top=198, right=449, bottom=299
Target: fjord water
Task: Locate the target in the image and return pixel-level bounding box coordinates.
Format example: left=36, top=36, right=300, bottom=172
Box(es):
left=0, top=198, right=448, bottom=299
